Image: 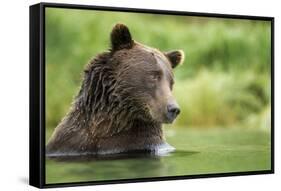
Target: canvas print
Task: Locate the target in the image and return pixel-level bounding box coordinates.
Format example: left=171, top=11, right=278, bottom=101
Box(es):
left=43, top=6, right=272, bottom=185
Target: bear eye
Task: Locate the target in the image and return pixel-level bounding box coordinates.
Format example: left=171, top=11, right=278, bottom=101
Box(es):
left=150, top=71, right=162, bottom=81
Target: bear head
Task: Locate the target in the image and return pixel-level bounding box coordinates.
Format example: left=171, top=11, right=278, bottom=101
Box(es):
left=109, top=23, right=184, bottom=124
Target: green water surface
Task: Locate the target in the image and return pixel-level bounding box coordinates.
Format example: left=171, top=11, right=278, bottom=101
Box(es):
left=46, top=127, right=271, bottom=184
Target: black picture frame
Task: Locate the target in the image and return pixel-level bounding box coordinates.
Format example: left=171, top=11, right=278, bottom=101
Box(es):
left=29, top=2, right=275, bottom=189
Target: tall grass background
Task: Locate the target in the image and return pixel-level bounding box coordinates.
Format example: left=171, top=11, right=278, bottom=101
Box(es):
left=46, top=8, right=271, bottom=134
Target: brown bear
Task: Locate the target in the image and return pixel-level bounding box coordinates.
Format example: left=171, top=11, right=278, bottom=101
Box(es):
left=46, top=23, right=184, bottom=156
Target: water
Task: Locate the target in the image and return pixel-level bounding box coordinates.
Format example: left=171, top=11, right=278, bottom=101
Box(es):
left=46, top=127, right=271, bottom=184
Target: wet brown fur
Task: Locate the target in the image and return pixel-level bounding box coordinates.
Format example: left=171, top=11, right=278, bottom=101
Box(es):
left=46, top=24, right=184, bottom=156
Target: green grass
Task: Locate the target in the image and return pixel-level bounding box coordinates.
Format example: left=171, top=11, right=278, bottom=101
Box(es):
left=173, top=70, right=271, bottom=127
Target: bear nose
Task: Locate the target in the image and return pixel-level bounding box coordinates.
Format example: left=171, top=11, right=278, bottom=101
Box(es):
left=167, top=103, right=181, bottom=120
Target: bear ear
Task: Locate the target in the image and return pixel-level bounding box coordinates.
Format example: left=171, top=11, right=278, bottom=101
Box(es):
left=165, top=50, right=185, bottom=68
left=110, top=23, right=133, bottom=51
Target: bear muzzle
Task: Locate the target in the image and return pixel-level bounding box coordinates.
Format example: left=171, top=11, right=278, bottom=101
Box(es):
left=166, top=102, right=181, bottom=123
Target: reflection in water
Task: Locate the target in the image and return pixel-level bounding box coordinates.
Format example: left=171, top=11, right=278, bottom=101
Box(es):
left=46, top=150, right=199, bottom=183
left=47, top=150, right=198, bottom=162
